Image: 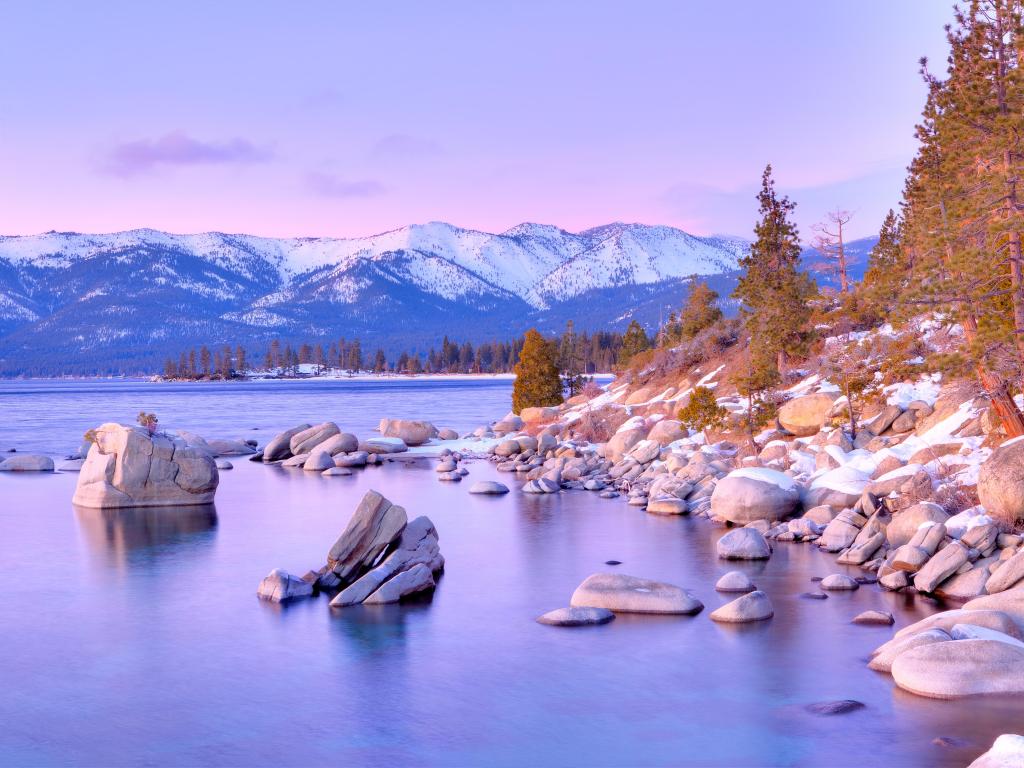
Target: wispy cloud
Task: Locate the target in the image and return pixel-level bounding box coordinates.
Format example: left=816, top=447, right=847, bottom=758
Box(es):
left=102, top=131, right=273, bottom=177
left=371, top=133, right=443, bottom=159
left=305, top=172, right=386, bottom=199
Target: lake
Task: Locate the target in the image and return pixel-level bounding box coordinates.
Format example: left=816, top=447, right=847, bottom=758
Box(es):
left=1, top=378, right=1021, bottom=766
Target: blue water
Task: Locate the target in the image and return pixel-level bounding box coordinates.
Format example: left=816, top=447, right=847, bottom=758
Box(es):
left=1, top=379, right=1022, bottom=766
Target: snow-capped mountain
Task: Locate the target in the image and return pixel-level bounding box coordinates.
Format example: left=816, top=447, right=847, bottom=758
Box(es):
left=0, top=222, right=748, bottom=374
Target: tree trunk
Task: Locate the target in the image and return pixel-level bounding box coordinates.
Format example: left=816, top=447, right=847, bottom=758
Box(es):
left=845, top=381, right=857, bottom=439
left=838, top=218, right=848, bottom=294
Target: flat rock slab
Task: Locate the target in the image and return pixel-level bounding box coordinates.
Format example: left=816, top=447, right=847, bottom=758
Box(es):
left=322, top=467, right=353, bottom=476
left=0, top=454, right=55, bottom=472
left=570, top=573, right=703, bottom=615
left=710, top=590, right=773, bottom=623
left=536, top=607, right=615, bottom=627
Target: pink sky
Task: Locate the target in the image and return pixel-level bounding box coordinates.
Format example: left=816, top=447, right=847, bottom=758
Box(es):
left=0, top=2, right=951, bottom=241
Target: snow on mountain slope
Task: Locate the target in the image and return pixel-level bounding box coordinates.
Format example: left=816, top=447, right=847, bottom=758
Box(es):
left=0, top=221, right=744, bottom=308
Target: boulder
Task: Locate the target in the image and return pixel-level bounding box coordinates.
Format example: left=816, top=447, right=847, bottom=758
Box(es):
left=979, top=438, right=1024, bottom=526
left=777, top=393, right=836, bottom=437
left=866, top=404, right=903, bottom=436
left=378, top=418, right=438, bottom=446
left=437, top=428, right=459, bottom=441
left=536, top=607, right=615, bottom=627
left=256, top=569, right=314, bottom=603
left=205, top=439, right=257, bottom=456
left=363, top=563, right=436, bottom=604
left=802, top=466, right=869, bottom=510
left=327, top=490, right=408, bottom=584
left=818, top=510, right=866, bottom=552
left=314, top=432, right=360, bottom=456
left=716, top=528, right=772, bottom=560
left=852, top=610, right=894, bottom=626
left=469, top=481, right=510, bottom=495
left=914, top=542, right=970, bottom=593
left=820, top=574, right=859, bottom=591
left=331, top=515, right=443, bottom=606
left=322, top=467, right=352, bottom=477
left=72, top=424, right=218, bottom=508
left=647, top=419, right=686, bottom=446
left=893, top=608, right=1024, bottom=642
left=886, top=502, right=950, bottom=547
left=569, top=573, right=703, bottom=615
left=289, top=422, right=340, bottom=455
left=303, top=451, right=336, bottom=471
left=362, top=437, right=408, bottom=454
left=968, top=735, right=1024, bottom=768
left=646, top=497, right=688, bottom=515
left=987, top=550, right=1024, bottom=594
left=867, top=628, right=952, bottom=673
left=629, top=440, right=661, bottom=465
left=709, top=590, right=773, bottom=623
left=715, top=571, right=755, bottom=593
left=891, top=639, right=1024, bottom=698
left=0, top=454, right=54, bottom=472
left=335, top=451, right=369, bottom=468
left=710, top=468, right=800, bottom=524
left=950, top=623, right=1024, bottom=649
left=263, top=423, right=311, bottom=462
left=215, top=459, right=233, bottom=470
left=520, top=406, right=560, bottom=424
left=605, top=428, right=647, bottom=464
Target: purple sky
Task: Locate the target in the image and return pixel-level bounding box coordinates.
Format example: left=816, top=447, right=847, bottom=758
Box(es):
left=0, top=2, right=951, bottom=241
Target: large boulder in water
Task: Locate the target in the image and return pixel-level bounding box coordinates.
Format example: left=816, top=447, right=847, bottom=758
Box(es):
left=968, top=735, right=1024, bottom=768
left=777, top=393, right=836, bottom=437
left=327, top=490, right=408, bottom=584
left=72, top=423, right=218, bottom=508
left=710, top=468, right=800, bottom=524
left=331, top=515, right=444, bottom=606
left=290, top=422, right=341, bottom=455
left=378, top=418, right=438, bottom=446
left=0, top=454, right=54, bottom=472
left=978, top=438, right=1024, bottom=526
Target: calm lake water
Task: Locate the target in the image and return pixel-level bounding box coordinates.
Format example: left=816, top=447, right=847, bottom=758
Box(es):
left=1, top=379, right=1022, bottom=767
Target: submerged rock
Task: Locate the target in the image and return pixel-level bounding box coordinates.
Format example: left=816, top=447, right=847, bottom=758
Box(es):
left=805, top=700, right=865, bottom=716
left=715, top=571, right=755, bottom=593
left=469, top=481, right=509, bottom=495
left=710, top=468, right=800, bottom=524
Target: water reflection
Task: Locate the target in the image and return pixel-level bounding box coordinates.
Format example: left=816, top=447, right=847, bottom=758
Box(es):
left=74, top=503, right=218, bottom=565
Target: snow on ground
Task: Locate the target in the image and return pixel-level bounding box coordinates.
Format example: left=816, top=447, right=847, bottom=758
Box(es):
left=886, top=374, right=942, bottom=408
left=406, top=436, right=502, bottom=457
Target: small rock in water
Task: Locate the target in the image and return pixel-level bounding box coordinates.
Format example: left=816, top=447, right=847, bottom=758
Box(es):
left=820, top=574, right=860, bottom=591
left=801, top=592, right=828, bottom=600
left=322, top=467, right=352, bottom=476
left=599, top=491, right=620, bottom=499
left=257, top=568, right=314, bottom=603
left=536, top=607, right=615, bottom=627
left=215, top=459, right=233, bottom=470
left=715, top=571, right=755, bottom=593
left=805, top=700, right=865, bottom=716
left=852, top=610, right=895, bottom=626
left=436, top=459, right=457, bottom=472
left=437, top=471, right=462, bottom=482
left=810, top=576, right=824, bottom=582
left=855, top=575, right=878, bottom=585
left=709, top=590, right=774, bottom=623
left=604, top=560, right=622, bottom=566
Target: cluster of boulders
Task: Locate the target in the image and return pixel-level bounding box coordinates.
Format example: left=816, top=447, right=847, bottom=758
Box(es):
left=72, top=423, right=219, bottom=508
left=257, top=489, right=444, bottom=606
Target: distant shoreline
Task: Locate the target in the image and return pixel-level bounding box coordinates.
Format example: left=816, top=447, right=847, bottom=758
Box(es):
left=2, top=372, right=615, bottom=384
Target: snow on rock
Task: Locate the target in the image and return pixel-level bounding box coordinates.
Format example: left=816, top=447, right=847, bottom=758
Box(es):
left=809, top=465, right=871, bottom=495
left=945, top=507, right=994, bottom=539
left=728, top=467, right=798, bottom=492
left=886, top=374, right=942, bottom=408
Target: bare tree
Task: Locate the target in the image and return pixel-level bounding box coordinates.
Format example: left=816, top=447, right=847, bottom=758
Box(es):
left=811, top=209, right=853, bottom=293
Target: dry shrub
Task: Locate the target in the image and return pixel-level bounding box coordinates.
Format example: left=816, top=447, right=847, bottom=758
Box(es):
left=571, top=408, right=615, bottom=444
left=932, top=482, right=981, bottom=516
left=581, top=380, right=604, bottom=399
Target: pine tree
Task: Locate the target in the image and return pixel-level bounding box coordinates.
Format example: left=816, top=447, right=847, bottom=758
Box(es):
left=862, top=209, right=909, bottom=316
left=733, top=164, right=816, bottom=376
left=677, top=281, right=723, bottom=340
left=512, top=329, right=564, bottom=413
left=236, top=345, right=247, bottom=375
left=618, top=320, right=650, bottom=364
left=373, top=348, right=387, bottom=372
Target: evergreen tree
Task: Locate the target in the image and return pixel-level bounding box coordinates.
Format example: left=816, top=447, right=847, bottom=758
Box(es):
left=236, top=345, right=247, bottom=375
left=373, top=348, right=387, bottom=372
left=618, top=320, right=650, bottom=364
left=862, top=209, right=909, bottom=316
left=733, top=164, right=816, bottom=376
left=512, top=329, right=564, bottom=413
left=677, top=281, right=723, bottom=340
